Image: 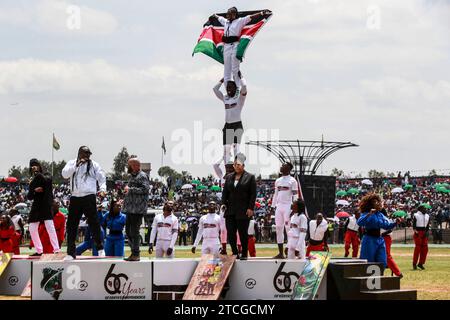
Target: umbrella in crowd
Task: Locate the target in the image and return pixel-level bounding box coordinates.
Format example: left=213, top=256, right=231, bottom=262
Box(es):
left=196, top=184, right=208, bottom=191
left=4, top=177, right=18, bottom=183
left=210, top=185, right=221, bottom=192
left=186, top=216, right=198, bottom=223
left=181, top=184, right=193, bottom=190
left=191, top=179, right=201, bottom=185
left=436, top=186, right=450, bottom=193
left=393, top=210, right=407, bottom=218
left=347, top=188, right=359, bottom=195
left=420, top=203, right=432, bottom=209
left=336, top=211, right=350, bottom=218
left=336, top=199, right=350, bottom=207
left=14, top=203, right=27, bottom=209
left=403, top=184, right=413, bottom=190
left=392, top=187, right=404, bottom=194
left=361, top=179, right=373, bottom=186
left=336, top=190, right=347, bottom=197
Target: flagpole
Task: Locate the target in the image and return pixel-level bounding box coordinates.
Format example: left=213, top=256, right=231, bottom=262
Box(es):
left=51, top=133, right=54, bottom=176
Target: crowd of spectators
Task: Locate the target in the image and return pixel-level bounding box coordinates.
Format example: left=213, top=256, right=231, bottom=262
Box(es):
left=1, top=171, right=449, bottom=246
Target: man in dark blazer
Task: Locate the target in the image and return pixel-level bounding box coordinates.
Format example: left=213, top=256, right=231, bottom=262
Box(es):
left=221, top=153, right=257, bottom=260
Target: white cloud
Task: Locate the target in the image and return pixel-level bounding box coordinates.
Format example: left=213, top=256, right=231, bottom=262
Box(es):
left=0, top=59, right=222, bottom=97
left=0, top=0, right=118, bottom=36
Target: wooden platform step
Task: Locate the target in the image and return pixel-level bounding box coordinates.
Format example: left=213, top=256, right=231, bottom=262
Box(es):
left=360, top=289, right=417, bottom=300
left=345, top=276, right=400, bottom=291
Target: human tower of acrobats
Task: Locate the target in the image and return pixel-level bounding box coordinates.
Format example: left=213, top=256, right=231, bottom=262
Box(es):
left=191, top=7, right=273, bottom=259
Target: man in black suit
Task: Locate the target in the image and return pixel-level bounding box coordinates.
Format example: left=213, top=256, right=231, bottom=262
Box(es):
left=221, top=153, right=257, bottom=260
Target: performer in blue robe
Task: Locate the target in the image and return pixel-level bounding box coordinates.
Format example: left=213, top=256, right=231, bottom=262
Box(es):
left=76, top=209, right=105, bottom=256
left=103, top=199, right=126, bottom=257
left=357, top=194, right=398, bottom=266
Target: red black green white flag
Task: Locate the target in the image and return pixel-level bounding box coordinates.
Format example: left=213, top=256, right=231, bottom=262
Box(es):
left=193, top=10, right=273, bottom=64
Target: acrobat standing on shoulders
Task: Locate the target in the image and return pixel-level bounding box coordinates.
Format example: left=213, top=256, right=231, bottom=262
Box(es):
left=213, top=71, right=247, bottom=173
left=211, top=7, right=270, bottom=87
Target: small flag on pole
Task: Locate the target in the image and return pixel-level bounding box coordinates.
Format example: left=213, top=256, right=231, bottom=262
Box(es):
left=53, top=134, right=60, bottom=151
left=161, top=136, right=166, bottom=155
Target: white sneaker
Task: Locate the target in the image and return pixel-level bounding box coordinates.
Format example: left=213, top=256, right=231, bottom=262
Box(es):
left=63, top=255, right=74, bottom=261
left=98, top=249, right=105, bottom=257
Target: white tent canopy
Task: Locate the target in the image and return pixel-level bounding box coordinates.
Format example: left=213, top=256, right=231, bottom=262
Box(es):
left=392, top=187, right=404, bottom=194
left=336, top=199, right=350, bottom=206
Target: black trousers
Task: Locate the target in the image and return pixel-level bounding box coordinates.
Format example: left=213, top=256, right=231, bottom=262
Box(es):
left=226, top=216, right=250, bottom=257
left=126, top=214, right=143, bottom=256
left=67, top=194, right=103, bottom=258
left=222, top=121, right=243, bottom=145
left=179, top=231, right=187, bottom=246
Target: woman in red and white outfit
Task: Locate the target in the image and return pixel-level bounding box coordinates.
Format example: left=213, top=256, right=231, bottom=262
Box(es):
left=344, top=212, right=360, bottom=258
left=412, top=205, right=430, bottom=270
left=380, top=209, right=402, bottom=278
left=306, top=213, right=329, bottom=256
left=0, top=214, right=15, bottom=253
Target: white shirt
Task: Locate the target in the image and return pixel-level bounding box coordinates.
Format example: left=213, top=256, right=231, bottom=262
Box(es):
left=150, top=213, right=179, bottom=248
left=62, top=159, right=106, bottom=197
left=248, top=219, right=256, bottom=235
left=271, top=175, right=299, bottom=207
left=11, top=215, right=23, bottom=231
left=194, top=213, right=221, bottom=247
left=380, top=216, right=394, bottom=234
left=213, top=78, right=247, bottom=124
left=217, top=16, right=252, bottom=38
left=413, top=212, right=430, bottom=228
left=288, top=213, right=308, bottom=238
left=309, top=220, right=328, bottom=241
left=347, top=215, right=359, bottom=232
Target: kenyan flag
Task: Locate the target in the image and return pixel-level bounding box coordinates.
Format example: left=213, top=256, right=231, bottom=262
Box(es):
left=193, top=10, right=273, bottom=64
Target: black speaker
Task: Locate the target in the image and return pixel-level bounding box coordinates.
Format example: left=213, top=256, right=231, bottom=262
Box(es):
left=298, top=175, right=336, bottom=219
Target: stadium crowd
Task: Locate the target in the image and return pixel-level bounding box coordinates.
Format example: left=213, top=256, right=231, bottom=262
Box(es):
left=0, top=172, right=449, bottom=252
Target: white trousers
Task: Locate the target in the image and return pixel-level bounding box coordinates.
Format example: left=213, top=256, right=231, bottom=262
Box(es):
left=275, top=203, right=292, bottom=244
left=29, top=220, right=60, bottom=254
left=286, top=233, right=306, bottom=259
left=155, top=239, right=174, bottom=258
left=223, top=43, right=241, bottom=87
left=201, top=238, right=220, bottom=257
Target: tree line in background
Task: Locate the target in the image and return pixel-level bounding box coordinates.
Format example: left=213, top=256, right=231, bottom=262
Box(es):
left=5, top=146, right=441, bottom=185
left=330, top=168, right=439, bottom=178
left=5, top=146, right=196, bottom=186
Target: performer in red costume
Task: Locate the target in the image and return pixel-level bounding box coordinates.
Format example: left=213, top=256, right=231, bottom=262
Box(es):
left=412, top=204, right=430, bottom=270
left=0, top=214, right=15, bottom=253
left=380, top=209, right=402, bottom=278
left=344, top=211, right=360, bottom=258
left=306, top=213, right=329, bottom=256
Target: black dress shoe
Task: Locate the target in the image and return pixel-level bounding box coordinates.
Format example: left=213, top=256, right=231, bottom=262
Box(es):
left=417, top=264, right=425, bottom=270
left=240, top=256, right=248, bottom=260
left=124, top=255, right=140, bottom=262
left=30, top=252, right=42, bottom=257
left=413, top=265, right=417, bottom=270
left=272, top=253, right=285, bottom=259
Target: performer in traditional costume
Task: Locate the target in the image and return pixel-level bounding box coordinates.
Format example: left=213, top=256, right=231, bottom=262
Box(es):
left=357, top=194, right=399, bottom=266
left=412, top=204, right=430, bottom=270
left=271, top=163, right=298, bottom=258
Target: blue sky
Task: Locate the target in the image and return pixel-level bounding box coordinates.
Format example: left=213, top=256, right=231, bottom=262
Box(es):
left=0, top=0, right=449, bottom=178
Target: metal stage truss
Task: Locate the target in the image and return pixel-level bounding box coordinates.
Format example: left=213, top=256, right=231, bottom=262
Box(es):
left=246, top=139, right=358, bottom=176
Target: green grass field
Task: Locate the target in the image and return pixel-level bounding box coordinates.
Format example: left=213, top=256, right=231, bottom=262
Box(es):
left=134, top=245, right=450, bottom=300
left=8, top=244, right=450, bottom=300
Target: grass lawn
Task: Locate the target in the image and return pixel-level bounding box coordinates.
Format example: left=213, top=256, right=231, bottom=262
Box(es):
left=7, top=244, right=450, bottom=300
left=134, top=245, right=450, bottom=300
